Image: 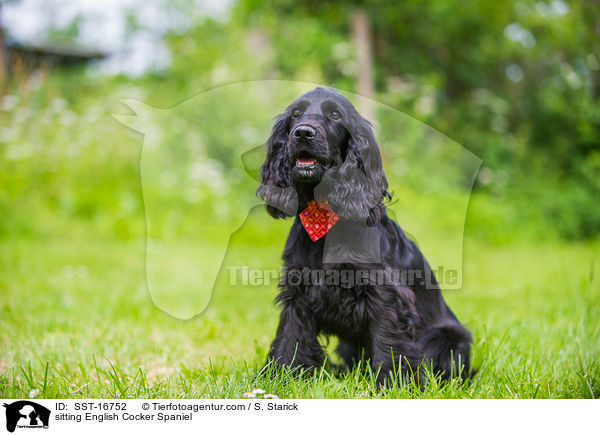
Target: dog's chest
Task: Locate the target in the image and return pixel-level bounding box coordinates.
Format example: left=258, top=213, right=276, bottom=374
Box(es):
left=284, top=224, right=377, bottom=335
left=305, top=275, right=372, bottom=336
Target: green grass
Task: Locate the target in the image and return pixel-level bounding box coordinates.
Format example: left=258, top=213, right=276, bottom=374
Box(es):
left=1, top=229, right=599, bottom=399
left=2, top=79, right=598, bottom=397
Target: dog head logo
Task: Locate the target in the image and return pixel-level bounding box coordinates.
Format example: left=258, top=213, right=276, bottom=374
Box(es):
left=3, top=401, right=51, bottom=432
left=114, top=81, right=481, bottom=319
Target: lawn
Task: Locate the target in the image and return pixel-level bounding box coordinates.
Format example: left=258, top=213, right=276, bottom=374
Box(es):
left=1, top=227, right=598, bottom=399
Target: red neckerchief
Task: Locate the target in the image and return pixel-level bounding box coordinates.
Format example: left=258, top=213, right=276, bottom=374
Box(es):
left=299, top=199, right=340, bottom=242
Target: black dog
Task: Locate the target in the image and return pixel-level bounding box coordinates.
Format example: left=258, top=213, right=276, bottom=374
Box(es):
left=257, top=87, right=471, bottom=385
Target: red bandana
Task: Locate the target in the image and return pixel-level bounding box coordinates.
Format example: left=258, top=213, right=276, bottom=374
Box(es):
left=299, top=200, right=340, bottom=242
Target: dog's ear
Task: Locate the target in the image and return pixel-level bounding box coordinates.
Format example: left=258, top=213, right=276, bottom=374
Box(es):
left=319, top=114, right=389, bottom=223
left=257, top=115, right=297, bottom=218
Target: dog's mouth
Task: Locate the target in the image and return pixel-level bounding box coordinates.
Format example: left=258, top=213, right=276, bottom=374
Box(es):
left=293, top=151, right=324, bottom=171
left=296, top=157, right=319, bottom=168
left=290, top=150, right=330, bottom=182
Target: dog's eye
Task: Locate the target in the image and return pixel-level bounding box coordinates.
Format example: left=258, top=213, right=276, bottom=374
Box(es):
left=292, top=109, right=302, bottom=118
left=329, top=111, right=341, bottom=120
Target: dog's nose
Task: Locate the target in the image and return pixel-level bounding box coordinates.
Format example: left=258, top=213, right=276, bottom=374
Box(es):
left=293, top=125, right=316, bottom=140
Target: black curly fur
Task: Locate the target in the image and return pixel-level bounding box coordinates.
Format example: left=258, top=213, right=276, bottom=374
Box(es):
left=257, top=87, right=472, bottom=385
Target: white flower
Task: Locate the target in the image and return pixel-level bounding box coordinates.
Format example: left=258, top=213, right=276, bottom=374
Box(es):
left=28, top=389, right=39, bottom=398
left=244, top=389, right=278, bottom=399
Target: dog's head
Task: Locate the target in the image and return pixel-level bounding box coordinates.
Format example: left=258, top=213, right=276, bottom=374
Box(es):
left=257, top=87, right=389, bottom=223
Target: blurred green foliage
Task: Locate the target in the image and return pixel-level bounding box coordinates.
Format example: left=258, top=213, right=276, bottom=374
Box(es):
left=0, top=0, right=599, bottom=241
left=231, top=0, right=600, bottom=238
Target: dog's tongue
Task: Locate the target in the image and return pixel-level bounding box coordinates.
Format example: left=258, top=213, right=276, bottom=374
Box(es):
left=297, top=158, right=316, bottom=164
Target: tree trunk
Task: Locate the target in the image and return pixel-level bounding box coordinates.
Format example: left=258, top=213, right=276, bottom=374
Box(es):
left=0, top=2, right=7, bottom=87
left=352, top=8, right=375, bottom=122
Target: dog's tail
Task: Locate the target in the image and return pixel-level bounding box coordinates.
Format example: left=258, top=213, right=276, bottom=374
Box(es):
left=420, top=320, right=473, bottom=380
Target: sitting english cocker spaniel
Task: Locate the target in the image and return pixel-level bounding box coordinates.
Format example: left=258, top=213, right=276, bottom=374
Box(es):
left=257, top=87, right=472, bottom=385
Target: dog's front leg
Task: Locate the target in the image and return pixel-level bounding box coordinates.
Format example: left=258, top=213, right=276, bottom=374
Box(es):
left=267, top=302, right=324, bottom=372
left=369, top=320, right=422, bottom=387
